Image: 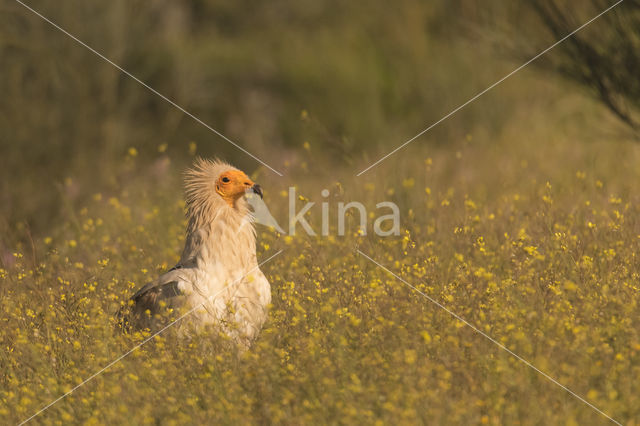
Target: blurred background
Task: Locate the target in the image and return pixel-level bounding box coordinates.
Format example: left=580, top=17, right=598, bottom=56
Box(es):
left=1, top=0, right=638, bottom=241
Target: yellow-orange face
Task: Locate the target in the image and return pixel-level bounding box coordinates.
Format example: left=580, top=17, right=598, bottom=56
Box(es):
left=215, top=170, right=262, bottom=206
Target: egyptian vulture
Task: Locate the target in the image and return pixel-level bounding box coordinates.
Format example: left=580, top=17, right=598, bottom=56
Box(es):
left=122, top=158, right=271, bottom=347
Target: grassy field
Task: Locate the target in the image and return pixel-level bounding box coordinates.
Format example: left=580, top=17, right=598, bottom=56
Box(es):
left=2, top=85, right=640, bottom=425
left=2, top=1, right=640, bottom=424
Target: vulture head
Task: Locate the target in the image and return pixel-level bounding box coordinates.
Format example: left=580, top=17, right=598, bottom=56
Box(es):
left=215, top=168, right=263, bottom=206
left=182, top=158, right=264, bottom=230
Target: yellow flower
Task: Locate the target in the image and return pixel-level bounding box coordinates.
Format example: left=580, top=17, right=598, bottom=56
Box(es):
left=402, top=178, right=415, bottom=189
left=404, top=349, right=417, bottom=365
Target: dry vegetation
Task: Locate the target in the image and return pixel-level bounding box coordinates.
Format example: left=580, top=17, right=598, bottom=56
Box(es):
left=3, top=93, right=640, bottom=424
left=2, top=1, right=640, bottom=425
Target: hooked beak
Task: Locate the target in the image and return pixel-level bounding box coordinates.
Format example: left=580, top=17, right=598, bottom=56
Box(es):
left=251, top=184, right=263, bottom=199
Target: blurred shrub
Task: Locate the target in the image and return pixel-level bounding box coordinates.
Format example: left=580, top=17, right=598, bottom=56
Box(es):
left=523, top=0, right=640, bottom=131
left=1, top=0, right=515, bottom=235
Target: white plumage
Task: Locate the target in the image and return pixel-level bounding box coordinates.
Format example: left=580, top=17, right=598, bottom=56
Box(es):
left=124, top=158, right=271, bottom=346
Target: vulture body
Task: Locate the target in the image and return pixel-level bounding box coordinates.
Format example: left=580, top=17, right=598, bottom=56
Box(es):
left=122, top=159, right=271, bottom=346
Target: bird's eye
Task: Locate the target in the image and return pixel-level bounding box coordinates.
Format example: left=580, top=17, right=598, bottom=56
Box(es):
left=222, top=177, right=230, bottom=183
